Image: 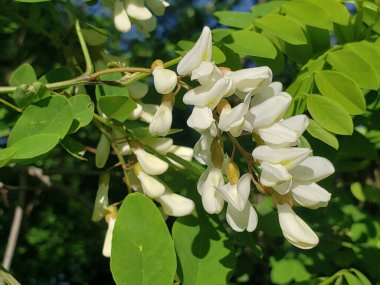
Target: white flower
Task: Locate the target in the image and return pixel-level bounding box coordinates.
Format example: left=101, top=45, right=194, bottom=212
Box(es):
left=183, top=77, right=232, bottom=109
left=252, top=145, right=312, bottom=170
left=218, top=174, right=258, bottom=232
left=187, top=107, right=215, bottom=132
left=197, top=167, right=225, bottom=214
left=229, top=66, right=272, bottom=94
left=288, top=156, right=334, bottom=208
left=127, top=0, right=153, bottom=20
left=167, top=145, right=194, bottom=169
left=139, top=103, right=159, bottom=123
left=102, top=216, right=116, bottom=257
left=133, top=148, right=168, bottom=175
left=156, top=189, right=195, bottom=216
left=257, top=115, right=309, bottom=147
left=260, top=162, right=292, bottom=195
left=140, top=137, right=173, bottom=154
left=114, top=0, right=132, bottom=33
left=136, top=170, right=166, bottom=198
left=149, top=100, right=173, bottom=136
left=245, top=92, right=292, bottom=131
left=218, top=93, right=251, bottom=137
left=128, top=103, right=143, bottom=120
left=193, top=132, right=213, bottom=165
left=153, top=67, right=177, bottom=94
left=177, top=26, right=212, bottom=76
left=191, top=61, right=223, bottom=86
left=277, top=203, right=319, bottom=249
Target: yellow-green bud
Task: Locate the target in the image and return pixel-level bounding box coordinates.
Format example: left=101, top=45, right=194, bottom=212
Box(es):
left=211, top=138, right=224, bottom=169
left=226, top=161, right=240, bottom=185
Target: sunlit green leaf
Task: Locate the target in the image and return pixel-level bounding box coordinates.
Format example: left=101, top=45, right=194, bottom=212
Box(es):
left=214, top=11, right=254, bottom=28
left=68, top=94, right=94, bottom=133
left=111, top=193, right=176, bottom=285
left=307, top=119, right=339, bottom=149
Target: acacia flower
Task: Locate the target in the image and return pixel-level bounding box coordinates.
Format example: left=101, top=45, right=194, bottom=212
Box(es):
left=149, top=93, right=174, bottom=137
left=133, top=147, right=168, bottom=175
left=156, top=189, right=195, bottom=217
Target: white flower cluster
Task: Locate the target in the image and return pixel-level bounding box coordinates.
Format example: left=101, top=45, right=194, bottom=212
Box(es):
left=172, top=27, right=335, bottom=249
left=113, top=0, right=169, bottom=35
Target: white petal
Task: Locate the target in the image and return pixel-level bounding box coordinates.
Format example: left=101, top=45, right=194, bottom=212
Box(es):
left=169, top=145, right=193, bottom=161
left=252, top=145, right=312, bottom=170
left=218, top=93, right=251, bottom=132
left=156, top=190, right=195, bottom=217
left=153, top=67, right=177, bottom=94
left=246, top=92, right=292, bottom=129
left=193, top=132, right=213, bottom=165
left=128, top=103, right=143, bottom=120
left=183, top=77, right=231, bottom=109
left=273, top=180, right=292, bottom=195
left=177, top=26, right=212, bottom=75
left=128, top=81, right=148, bottom=100
left=149, top=101, right=173, bottom=136
left=280, top=115, right=309, bottom=138
left=139, top=103, right=159, bottom=123
left=126, top=0, right=152, bottom=20
left=218, top=174, right=251, bottom=211
left=187, top=107, right=214, bottom=132
left=102, top=217, right=116, bottom=257
left=230, top=66, right=272, bottom=94
left=291, top=183, right=331, bottom=209
left=226, top=203, right=258, bottom=232
left=257, top=123, right=298, bottom=147
left=197, top=167, right=225, bottom=214
left=145, top=0, right=169, bottom=16
left=137, top=172, right=166, bottom=198
left=260, top=162, right=292, bottom=187
left=290, top=156, right=335, bottom=182
left=134, top=148, right=168, bottom=175
left=114, top=0, right=131, bottom=33
left=277, top=203, right=319, bottom=249
left=140, top=137, right=173, bottom=154
left=191, top=61, right=222, bottom=86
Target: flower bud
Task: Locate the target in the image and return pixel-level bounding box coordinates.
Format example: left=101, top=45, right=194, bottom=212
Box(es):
left=149, top=100, right=173, bottom=137
left=277, top=203, right=319, bottom=249
left=226, top=161, right=240, bottom=185
left=126, top=0, right=152, bottom=20
left=134, top=164, right=166, bottom=198
left=156, top=190, right=195, bottom=217
left=133, top=148, right=168, bottom=175
left=114, top=0, right=131, bottom=33
left=211, top=138, right=224, bottom=169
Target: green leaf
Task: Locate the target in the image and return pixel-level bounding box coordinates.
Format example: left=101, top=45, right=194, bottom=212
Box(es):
left=10, top=134, right=60, bottom=161
left=96, top=75, right=129, bottom=97
left=111, top=193, right=176, bottom=285
left=82, top=28, right=107, bottom=46
left=305, top=0, right=349, bottom=25
left=350, top=269, right=372, bottom=285
left=327, top=50, right=379, bottom=90
left=214, top=11, right=254, bottom=28
left=270, top=259, right=311, bottom=284
left=255, top=14, right=307, bottom=45
left=344, top=41, right=380, bottom=84
left=212, top=46, right=226, bottom=64
left=9, top=63, right=37, bottom=86
left=60, top=136, right=87, bottom=161
left=307, top=119, right=339, bottom=149
left=172, top=212, right=235, bottom=285
left=8, top=96, right=74, bottom=146
left=212, top=29, right=233, bottom=42
left=343, top=272, right=362, bottom=285
left=315, top=70, right=366, bottom=115
left=251, top=1, right=286, bottom=18
left=98, top=95, right=137, bottom=122
left=223, top=30, right=277, bottom=59
left=68, top=94, right=94, bottom=133
left=0, top=263, right=22, bottom=285
left=307, top=95, right=353, bottom=135
left=0, top=148, right=17, bottom=168
left=38, top=67, right=73, bottom=84
left=91, top=172, right=110, bottom=222
left=281, top=1, right=332, bottom=30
